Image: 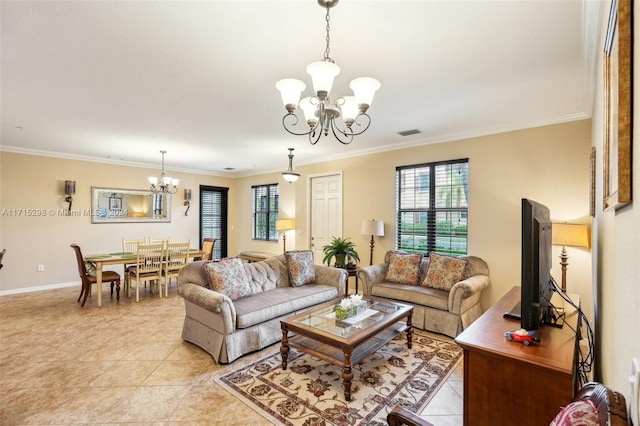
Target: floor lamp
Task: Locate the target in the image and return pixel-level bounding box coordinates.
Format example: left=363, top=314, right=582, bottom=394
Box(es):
left=361, top=219, right=384, bottom=265
left=551, top=223, right=590, bottom=292
left=275, top=218, right=295, bottom=253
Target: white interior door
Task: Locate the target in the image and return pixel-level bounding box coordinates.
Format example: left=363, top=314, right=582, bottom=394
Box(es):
left=309, top=173, right=343, bottom=265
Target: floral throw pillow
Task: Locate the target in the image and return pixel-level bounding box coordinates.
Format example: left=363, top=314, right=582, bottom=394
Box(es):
left=422, top=252, right=468, bottom=291
left=285, top=250, right=316, bottom=287
left=384, top=253, right=423, bottom=285
left=84, top=261, right=97, bottom=276
left=550, top=399, right=598, bottom=426
left=204, top=257, right=252, bottom=300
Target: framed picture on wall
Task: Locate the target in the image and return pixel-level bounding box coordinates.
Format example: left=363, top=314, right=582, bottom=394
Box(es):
left=109, top=197, right=122, bottom=211
left=602, top=0, right=632, bottom=211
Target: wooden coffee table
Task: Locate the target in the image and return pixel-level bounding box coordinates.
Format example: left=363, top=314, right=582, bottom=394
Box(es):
left=280, top=297, right=413, bottom=401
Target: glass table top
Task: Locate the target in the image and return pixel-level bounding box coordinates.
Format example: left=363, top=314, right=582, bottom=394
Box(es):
left=292, top=299, right=407, bottom=338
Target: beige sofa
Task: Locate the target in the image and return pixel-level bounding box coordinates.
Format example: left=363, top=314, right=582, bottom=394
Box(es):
left=178, top=255, right=347, bottom=363
left=358, top=250, right=490, bottom=338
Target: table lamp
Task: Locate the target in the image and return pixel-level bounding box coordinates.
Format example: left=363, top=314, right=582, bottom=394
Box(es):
left=275, top=218, right=295, bottom=252
left=361, top=219, right=384, bottom=265
left=552, top=222, right=590, bottom=292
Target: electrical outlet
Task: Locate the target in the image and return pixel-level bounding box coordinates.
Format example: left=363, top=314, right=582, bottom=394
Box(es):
left=37, top=264, right=45, bottom=272
left=630, top=357, right=639, bottom=426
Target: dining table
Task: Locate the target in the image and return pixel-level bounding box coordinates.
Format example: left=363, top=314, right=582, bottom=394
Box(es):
left=84, top=249, right=204, bottom=306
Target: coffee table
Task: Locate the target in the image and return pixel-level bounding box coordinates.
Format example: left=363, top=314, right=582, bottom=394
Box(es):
left=280, top=297, right=413, bottom=401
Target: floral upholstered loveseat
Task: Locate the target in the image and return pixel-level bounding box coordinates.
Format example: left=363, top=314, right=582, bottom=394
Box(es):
left=177, top=251, right=347, bottom=363
left=358, top=250, right=490, bottom=338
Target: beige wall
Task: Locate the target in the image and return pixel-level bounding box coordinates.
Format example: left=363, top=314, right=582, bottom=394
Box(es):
left=236, top=120, right=594, bottom=318
left=0, top=152, right=236, bottom=291
left=590, top=0, right=640, bottom=396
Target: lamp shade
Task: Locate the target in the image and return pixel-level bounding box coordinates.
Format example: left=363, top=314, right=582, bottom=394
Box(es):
left=276, top=218, right=295, bottom=231
left=306, top=60, right=340, bottom=98
left=276, top=78, right=306, bottom=111
left=340, top=96, right=359, bottom=125
left=349, top=77, right=381, bottom=110
left=282, top=172, right=300, bottom=183
left=299, top=97, right=318, bottom=126
left=552, top=223, right=590, bottom=248
left=361, top=219, right=384, bottom=237
left=64, top=180, right=76, bottom=196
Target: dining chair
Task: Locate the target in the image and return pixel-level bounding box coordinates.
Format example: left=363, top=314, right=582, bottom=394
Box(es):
left=122, top=238, right=146, bottom=287
left=70, top=244, right=121, bottom=306
left=0, top=248, right=5, bottom=270
left=201, top=238, right=216, bottom=261
left=127, top=244, right=164, bottom=302
left=148, top=237, right=170, bottom=249
left=162, top=241, right=190, bottom=296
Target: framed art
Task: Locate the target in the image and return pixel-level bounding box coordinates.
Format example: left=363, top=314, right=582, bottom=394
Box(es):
left=603, top=0, right=632, bottom=211
left=109, top=196, right=122, bottom=211
left=590, top=146, right=596, bottom=216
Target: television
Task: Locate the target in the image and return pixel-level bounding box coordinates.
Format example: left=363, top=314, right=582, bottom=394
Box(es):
left=505, top=198, right=557, bottom=330
left=519, top=198, right=555, bottom=330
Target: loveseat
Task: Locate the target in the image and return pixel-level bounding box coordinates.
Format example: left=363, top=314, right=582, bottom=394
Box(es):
left=358, top=250, right=490, bottom=338
left=178, top=252, right=347, bottom=363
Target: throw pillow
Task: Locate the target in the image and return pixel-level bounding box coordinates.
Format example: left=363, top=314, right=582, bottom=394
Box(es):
left=285, top=250, right=315, bottom=287
left=204, top=257, right=252, bottom=300
left=422, top=252, right=468, bottom=291
left=84, top=261, right=97, bottom=276
left=384, top=253, right=423, bottom=285
left=549, top=399, right=598, bottom=426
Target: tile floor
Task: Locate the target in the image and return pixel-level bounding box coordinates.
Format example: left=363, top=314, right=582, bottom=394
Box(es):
left=0, top=284, right=463, bottom=425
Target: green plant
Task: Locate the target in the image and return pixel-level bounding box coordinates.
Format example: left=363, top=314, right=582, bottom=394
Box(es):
left=322, top=236, right=360, bottom=267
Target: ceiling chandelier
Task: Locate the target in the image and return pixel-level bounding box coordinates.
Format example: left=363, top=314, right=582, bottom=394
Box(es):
left=282, top=148, right=300, bottom=183
left=148, top=150, right=179, bottom=194
left=275, top=0, right=381, bottom=145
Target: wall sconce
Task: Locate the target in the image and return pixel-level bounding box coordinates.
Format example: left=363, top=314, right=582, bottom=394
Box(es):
left=275, top=218, right=295, bottom=252
left=184, top=189, right=192, bottom=216
left=64, top=180, right=76, bottom=214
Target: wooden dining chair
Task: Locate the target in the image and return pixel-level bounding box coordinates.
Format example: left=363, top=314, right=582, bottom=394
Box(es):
left=162, top=241, right=190, bottom=296
left=70, top=244, right=121, bottom=306
left=127, top=244, right=164, bottom=302
left=122, top=238, right=146, bottom=287
left=148, top=237, right=170, bottom=249
left=201, top=238, right=216, bottom=261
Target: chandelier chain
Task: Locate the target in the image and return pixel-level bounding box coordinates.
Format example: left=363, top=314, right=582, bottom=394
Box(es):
left=324, top=5, right=331, bottom=61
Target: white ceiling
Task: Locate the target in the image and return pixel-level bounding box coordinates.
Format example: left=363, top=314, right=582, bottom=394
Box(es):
left=1, top=0, right=602, bottom=177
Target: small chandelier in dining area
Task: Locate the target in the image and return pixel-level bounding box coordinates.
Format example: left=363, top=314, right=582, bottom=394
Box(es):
left=275, top=0, right=381, bottom=145
left=148, top=150, right=179, bottom=194
left=281, top=148, right=300, bottom=183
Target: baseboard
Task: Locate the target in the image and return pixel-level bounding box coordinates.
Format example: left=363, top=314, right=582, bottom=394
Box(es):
left=0, top=281, right=79, bottom=296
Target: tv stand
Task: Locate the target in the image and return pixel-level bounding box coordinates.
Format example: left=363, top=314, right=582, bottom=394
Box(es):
left=455, top=286, right=580, bottom=426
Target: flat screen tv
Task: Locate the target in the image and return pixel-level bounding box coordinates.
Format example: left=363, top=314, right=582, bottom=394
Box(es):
left=520, top=198, right=554, bottom=330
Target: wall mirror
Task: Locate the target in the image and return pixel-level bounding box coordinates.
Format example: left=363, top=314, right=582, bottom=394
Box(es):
left=91, top=187, right=171, bottom=223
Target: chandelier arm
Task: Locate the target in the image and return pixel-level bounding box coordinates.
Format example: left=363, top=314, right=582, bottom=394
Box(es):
left=334, top=112, right=372, bottom=137
left=308, top=127, right=323, bottom=145
left=282, top=113, right=319, bottom=137
left=329, top=119, right=354, bottom=145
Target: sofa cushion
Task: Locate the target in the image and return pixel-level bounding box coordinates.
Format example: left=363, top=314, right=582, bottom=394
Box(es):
left=371, top=282, right=449, bottom=311
left=204, top=257, right=252, bottom=300
left=285, top=250, right=316, bottom=287
left=233, top=285, right=338, bottom=328
left=384, top=252, right=423, bottom=285
left=422, top=252, right=468, bottom=291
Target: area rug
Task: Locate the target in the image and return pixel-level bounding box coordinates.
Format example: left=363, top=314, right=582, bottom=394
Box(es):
left=215, top=331, right=461, bottom=426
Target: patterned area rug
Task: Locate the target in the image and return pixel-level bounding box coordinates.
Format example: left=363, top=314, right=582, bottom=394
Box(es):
left=215, top=330, right=461, bottom=426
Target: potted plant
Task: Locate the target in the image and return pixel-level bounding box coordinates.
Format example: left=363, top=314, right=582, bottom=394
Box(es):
left=322, top=236, right=360, bottom=268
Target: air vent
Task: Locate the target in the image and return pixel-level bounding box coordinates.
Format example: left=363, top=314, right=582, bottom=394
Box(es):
left=224, top=167, right=235, bottom=171
left=397, top=129, right=421, bottom=137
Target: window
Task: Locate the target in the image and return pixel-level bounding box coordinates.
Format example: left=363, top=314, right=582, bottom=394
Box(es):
left=200, top=185, right=228, bottom=259
left=396, top=159, right=469, bottom=256
left=252, top=183, right=279, bottom=241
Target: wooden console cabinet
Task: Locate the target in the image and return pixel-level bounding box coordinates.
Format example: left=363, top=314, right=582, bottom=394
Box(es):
left=455, top=286, right=580, bottom=426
